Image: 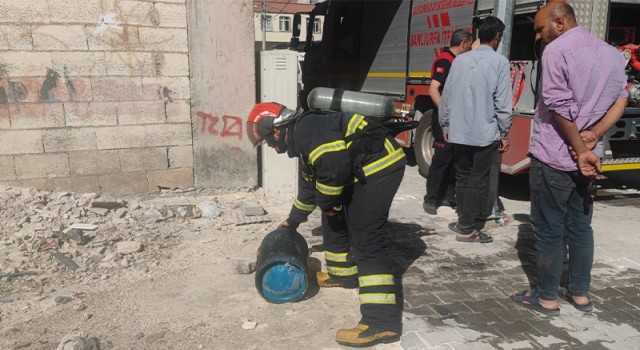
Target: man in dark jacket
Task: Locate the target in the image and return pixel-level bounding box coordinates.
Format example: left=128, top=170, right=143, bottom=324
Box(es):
left=423, top=29, right=473, bottom=215
left=248, top=102, right=406, bottom=347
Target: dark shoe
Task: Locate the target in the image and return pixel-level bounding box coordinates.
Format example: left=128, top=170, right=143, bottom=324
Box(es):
left=455, top=230, right=493, bottom=243
left=423, top=201, right=437, bottom=215
left=558, top=287, right=593, bottom=312
left=448, top=222, right=471, bottom=234
left=316, top=272, right=358, bottom=289
left=336, top=324, right=400, bottom=347
left=511, top=289, right=560, bottom=316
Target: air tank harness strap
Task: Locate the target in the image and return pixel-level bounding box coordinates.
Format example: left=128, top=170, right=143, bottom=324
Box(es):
left=343, top=119, right=417, bottom=183
left=330, top=89, right=345, bottom=111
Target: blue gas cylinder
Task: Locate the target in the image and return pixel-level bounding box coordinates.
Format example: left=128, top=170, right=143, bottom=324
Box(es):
left=255, top=227, right=309, bottom=303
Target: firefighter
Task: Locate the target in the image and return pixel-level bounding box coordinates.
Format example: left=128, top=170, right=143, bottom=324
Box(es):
left=423, top=29, right=474, bottom=215
left=247, top=102, right=406, bottom=347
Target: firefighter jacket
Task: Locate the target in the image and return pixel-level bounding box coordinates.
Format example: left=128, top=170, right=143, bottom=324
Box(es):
left=285, top=112, right=407, bottom=227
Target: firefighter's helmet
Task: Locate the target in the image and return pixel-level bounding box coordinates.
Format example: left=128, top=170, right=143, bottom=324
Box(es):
left=247, top=102, right=300, bottom=153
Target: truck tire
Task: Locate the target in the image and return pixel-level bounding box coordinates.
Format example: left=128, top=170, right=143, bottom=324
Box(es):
left=415, top=110, right=436, bottom=178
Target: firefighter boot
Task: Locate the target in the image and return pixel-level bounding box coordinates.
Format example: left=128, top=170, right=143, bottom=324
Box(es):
left=335, top=324, right=400, bottom=347
left=316, top=272, right=358, bottom=289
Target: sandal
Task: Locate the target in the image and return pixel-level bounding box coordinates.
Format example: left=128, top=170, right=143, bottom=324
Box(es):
left=558, top=287, right=593, bottom=312
left=511, top=289, right=560, bottom=316
left=448, top=222, right=471, bottom=235
left=455, top=230, right=493, bottom=243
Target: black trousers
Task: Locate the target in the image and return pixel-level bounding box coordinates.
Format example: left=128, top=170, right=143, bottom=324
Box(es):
left=453, top=142, right=499, bottom=232
left=322, top=167, right=405, bottom=333
left=424, top=139, right=455, bottom=204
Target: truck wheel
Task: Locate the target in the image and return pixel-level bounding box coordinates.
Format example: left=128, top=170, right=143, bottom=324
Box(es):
left=415, top=110, right=435, bottom=178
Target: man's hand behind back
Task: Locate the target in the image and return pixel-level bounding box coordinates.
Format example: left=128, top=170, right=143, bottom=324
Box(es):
left=577, top=151, right=603, bottom=179
left=498, top=139, right=510, bottom=153
left=569, top=130, right=599, bottom=160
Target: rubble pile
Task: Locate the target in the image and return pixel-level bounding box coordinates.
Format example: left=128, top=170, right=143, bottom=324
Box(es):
left=0, top=186, right=206, bottom=288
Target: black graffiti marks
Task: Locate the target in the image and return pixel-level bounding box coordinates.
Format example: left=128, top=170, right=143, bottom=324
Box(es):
left=0, top=87, right=7, bottom=104
left=160, top=86, right=174, bottom=103
left=39, top=68, right=61, bottom=102
left=8, top=82, right=28, bottom=102
left=64, top=67, right=76, bottom=102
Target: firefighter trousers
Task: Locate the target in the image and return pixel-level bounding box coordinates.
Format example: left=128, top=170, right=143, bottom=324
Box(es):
left=321, top=167, right=405, bottom=333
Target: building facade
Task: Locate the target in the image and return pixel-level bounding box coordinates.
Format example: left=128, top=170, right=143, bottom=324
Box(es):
left=253, top=0, right=323, bottom=51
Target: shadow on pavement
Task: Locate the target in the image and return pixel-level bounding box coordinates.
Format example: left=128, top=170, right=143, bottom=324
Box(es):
left=514, top=215, right=571, bottom=292
left=385, top=221, right=432, bottom=320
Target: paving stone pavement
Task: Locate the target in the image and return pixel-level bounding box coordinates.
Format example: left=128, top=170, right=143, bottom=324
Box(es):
left=380, top=168, right=640, bottom=350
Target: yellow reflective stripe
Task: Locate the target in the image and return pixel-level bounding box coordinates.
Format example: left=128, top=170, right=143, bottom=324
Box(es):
left=384, top=139, right=394, bottom=154
left=358, top=274, right=394, bottom=288
left=294, top=199, right=316, bottom=212
left=362, top=148, right=405, bottom=177
left=359, top=293, right=396, bottom=305
left=325, top=251, right=348, bottom=263
left=346, top=114, right=365, bottom=137
left=309, top=140, right=347, bottom=165
left=346, top=116, right=368, bottom=148
left=316, top=181, right=343, bottom=196
left=327, top=265, right=358, bottom=276
left=302, top=172, right=313, bottom=182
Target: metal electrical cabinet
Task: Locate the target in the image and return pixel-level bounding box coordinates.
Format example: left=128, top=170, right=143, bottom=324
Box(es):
left=259, top=49, right=301, bottom=197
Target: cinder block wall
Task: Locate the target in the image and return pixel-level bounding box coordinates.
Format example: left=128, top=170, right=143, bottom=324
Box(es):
left=0, top=0, right=193, bottom=196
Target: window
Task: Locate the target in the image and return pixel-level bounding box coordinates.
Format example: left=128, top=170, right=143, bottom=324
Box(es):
left=279, top=16, right=291, bottom=32
left=265, top=15, right=273, bottom=31
left=313, top=18, right=321, bottom=34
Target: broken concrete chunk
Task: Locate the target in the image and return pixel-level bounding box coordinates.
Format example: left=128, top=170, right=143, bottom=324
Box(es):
left=233, top=209, right=272, bottom=226
left=239, top=200, right=266, bottom=216
left=197, top=201, right=221, bottom=218
left=69, top=223, right=98, bottom=231
left=241, top=320, right=257, bottom=330
left=56, top=333, right=99, bottom=350
left=114, top=208, right=128, bottom=218
left=55, top=296, right=73, bottom=305
left=50, top=250, right=81, bottom=271
left=63, top=228, right=84, bottom=242
left=116, top=241, right=144, bottom=255
left=101, top=252, right=118, bottom=262
left=91, top=195, right=124, bottom=209
left=233, top=258, right=256, bottom=274
left=144, top=208, right=163, bottom=222
left=87, top=207, right=109, bottom=216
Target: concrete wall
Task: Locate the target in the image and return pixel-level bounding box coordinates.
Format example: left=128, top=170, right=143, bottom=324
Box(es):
left=188, top=0, right=257, bottom=189
left=0, top=0, right=258, bottom=195
left=0, top=0, right=193, bottom=196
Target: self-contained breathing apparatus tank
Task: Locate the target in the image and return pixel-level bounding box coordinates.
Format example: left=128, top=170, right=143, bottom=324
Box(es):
left=307, top=87, right=399, bottom=117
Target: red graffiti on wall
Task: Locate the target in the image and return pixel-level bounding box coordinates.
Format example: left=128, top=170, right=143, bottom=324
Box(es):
left=196, top=112, right=243, bottom=140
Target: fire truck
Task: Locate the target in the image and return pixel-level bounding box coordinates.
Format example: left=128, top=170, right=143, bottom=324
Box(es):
left=292, top=0, right=640, bottom=176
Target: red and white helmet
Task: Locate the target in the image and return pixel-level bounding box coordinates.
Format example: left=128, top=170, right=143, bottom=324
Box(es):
left=246, top=102, right=300, bottom=147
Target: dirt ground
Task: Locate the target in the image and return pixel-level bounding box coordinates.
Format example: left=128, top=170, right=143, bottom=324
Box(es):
left=2, top=167, right=639, bottom=350
left=0, top=185, right=399, bottom=350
